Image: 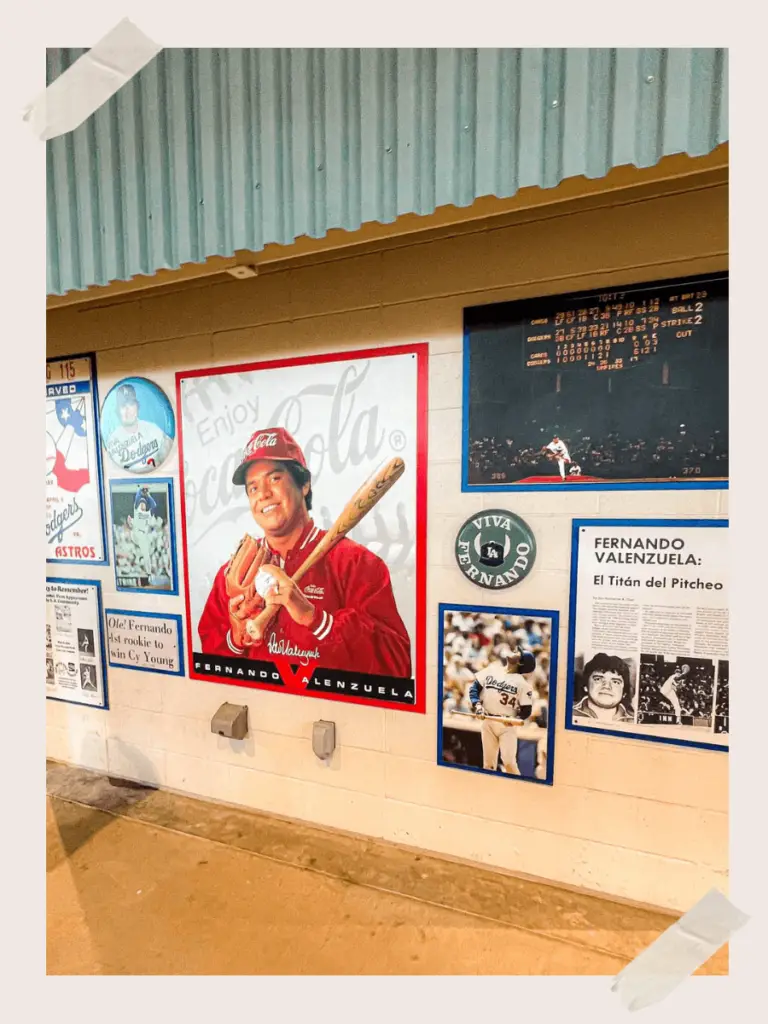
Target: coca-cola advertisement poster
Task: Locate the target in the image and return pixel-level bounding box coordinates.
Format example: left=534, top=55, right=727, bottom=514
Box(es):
left=176, top=344, right=428, bottom=712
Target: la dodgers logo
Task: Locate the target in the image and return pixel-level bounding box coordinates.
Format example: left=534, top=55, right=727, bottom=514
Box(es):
left=455, top=509, right=537, bottom=590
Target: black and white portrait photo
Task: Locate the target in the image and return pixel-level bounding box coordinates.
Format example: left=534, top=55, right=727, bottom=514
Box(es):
left=571, top=653, right=636, bottom=725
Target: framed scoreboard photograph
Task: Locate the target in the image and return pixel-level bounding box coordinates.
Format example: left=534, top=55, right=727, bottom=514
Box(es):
left=461, top=272, right=728, bottom=492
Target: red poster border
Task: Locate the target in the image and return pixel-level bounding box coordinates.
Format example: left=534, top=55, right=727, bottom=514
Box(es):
left=175, top=343, right=428, bottom=714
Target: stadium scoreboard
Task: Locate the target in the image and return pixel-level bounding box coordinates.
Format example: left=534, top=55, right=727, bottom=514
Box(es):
left=521, top=274, right=727, bottom=373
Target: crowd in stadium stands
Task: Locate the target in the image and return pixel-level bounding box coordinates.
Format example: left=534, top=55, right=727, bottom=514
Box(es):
left=715, top=667, right=729, bottom=717
left=113, top=514, right=173, bottom=583
left=714, top=663, right=729, bottom=733
left=441, top=611, right=551, bottom=730
left=468, top=426, right=727, bottom=482
left=637, top=660, right=715, bottom=724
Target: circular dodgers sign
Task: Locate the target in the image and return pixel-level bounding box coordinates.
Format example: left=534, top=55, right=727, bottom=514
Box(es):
left=101, top=377, right=176, bottom=474
left=455, top=509, right=537, bottom=589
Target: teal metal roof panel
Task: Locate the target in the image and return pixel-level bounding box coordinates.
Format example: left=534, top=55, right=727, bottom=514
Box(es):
left=46, top=47, right=728, bottom=296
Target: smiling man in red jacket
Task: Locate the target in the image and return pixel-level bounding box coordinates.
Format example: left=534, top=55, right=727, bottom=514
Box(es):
left=198, top=427, right=412, bottom=679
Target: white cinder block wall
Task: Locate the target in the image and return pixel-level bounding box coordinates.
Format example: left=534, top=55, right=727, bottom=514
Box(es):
left=46, top=183, right=729, bottom=912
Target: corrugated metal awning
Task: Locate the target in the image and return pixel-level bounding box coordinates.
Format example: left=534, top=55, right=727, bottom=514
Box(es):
left=46, top=47, right=728, bottom=297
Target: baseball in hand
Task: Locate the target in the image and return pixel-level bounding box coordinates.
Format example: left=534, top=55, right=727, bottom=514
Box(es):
left=254, top=567, right=278, bottom=600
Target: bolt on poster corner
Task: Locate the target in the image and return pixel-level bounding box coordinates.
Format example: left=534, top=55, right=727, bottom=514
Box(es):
left=462, top=272, right=728, bottom=491
left=46, top=578, right=108, bottom=709
left=46, top=355, right=107, bottom=564
left=109, top=478, right=178, bottom=594
left=566, top=519, right=728, bottom=750
left=176, top=344, right=427, bottom=712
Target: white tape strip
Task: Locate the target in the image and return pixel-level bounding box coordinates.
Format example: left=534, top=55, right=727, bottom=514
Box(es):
left=611, top=888, right=748, bottom=1012
left=23, top=18, right=162, bottom=140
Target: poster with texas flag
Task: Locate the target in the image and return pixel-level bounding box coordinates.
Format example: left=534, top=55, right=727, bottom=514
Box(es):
left=46, top=354, right=108, bottom=564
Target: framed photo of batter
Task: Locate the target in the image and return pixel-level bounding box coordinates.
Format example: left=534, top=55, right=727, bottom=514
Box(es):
left=46, top=352, right=108, bottom=564
left=176, top=344, right=428, bottom=712
left=438, top=603, right=559, bottom=785
left=462, top=272, right=728, bottom=492
left=109, top=478, right=179, bottom=594
left=566, top=518, right=728, bottom=751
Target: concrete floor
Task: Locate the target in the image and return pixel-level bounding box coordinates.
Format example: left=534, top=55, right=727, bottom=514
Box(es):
left=46, top=761, right=728, bottom=976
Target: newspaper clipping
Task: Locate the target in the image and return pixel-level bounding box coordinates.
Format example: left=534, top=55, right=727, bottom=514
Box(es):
left=46, top=578, right=107, bottom=708
left=568, top=520, right=728, bottom=749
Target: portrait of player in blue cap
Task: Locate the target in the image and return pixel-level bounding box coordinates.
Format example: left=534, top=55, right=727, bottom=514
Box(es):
left=101, top=377, right=175, bottom=474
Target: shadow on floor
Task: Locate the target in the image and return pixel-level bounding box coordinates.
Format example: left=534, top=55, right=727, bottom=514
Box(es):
left=46, top=760, right=156, bottom=866
left=46, top=760, right=729, bottom=976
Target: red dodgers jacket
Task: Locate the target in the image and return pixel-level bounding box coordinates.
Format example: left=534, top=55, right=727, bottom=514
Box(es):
left=198, top=520, right=412, bottom=678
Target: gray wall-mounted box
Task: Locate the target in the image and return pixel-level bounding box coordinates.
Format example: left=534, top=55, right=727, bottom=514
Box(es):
left=211, top=703, right=249, bottom=740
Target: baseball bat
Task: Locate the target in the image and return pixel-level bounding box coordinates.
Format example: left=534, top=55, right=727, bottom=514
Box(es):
left=448, top=710, right=525, bottom=725
left=245, top=456, right=406, bottom=642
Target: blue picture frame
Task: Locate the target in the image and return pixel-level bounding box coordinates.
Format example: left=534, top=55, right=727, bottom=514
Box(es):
left=46, top=576, right=109, bottom=710
left=108, top=476, right=179, bottom=596
left=437, top=602, right=560, bottom=786
left=460, top=272, right=729, bottom=493
left=565, top=517, right=728, bottom=752
left=104, top=609, right=185, bottom=677
left=46, top=352, right=110, bottom=566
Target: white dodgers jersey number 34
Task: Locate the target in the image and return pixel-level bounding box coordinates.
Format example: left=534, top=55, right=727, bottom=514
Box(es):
left=476, top=663, right=533, bottom=717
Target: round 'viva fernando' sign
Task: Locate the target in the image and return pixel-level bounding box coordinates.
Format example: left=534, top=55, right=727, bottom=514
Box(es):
left=455, top=509, right=536, bottom=589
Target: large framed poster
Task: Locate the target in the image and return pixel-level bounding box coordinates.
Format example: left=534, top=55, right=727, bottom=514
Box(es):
left=109, top=478, right=179, bottom=594
left=438, top=603, right=559, bottom=785
left=176, top=344, right=428, bottom=712
left=462, top=272, right=728, bottom=492
left=566, top=519, right=728, bottom=751
left=46, top=353, right=108, bottom=564
left=46, top=577, right=108, bottom=709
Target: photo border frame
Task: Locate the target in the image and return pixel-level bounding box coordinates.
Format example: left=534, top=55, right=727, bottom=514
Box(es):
left=437, top=601, right=560, bottom=786
left=105, top=609, right=185, bottom=677
left=566, top=517, right=729, bottom=751
left=100, top=374, right=177, bottom=475
left=108, top=476, right=179, bottom=596
left=46, top=576, right=109, bottom=710
left=175, top=342, right=429, bottom=714
left=460, top=271, right=729, bottom=493
left=46, top=351, right=109, bottom=566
